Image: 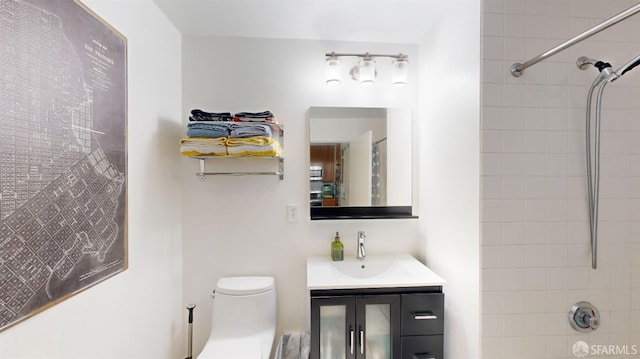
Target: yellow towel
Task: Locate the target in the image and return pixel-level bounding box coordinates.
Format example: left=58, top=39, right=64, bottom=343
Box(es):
left=226, top=136, right=274, bottom=147
left=226, top=137, right=282, bottom=157
left=180, top=137, right=227, bottom=156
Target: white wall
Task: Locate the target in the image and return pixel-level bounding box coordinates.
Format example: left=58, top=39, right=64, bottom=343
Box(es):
left=181, top=36, right=422, bottom=355
left=0, top=1, right=184, bottom=358
left=481, top=0, right=640, bottom=358
left=419, top=1, right=481, bottom=359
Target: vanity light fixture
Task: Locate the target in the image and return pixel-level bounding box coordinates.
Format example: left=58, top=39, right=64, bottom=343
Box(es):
left=325, top=52, right=409, bottom=87
left=325, top=53, right=341, bottom=86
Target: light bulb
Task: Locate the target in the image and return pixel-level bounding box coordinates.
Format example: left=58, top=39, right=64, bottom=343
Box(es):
left=325, top=56, right=341, bottom=86
left=391, top=58, right=408, bottom=87
left=358, top=57, right=375, bottom=86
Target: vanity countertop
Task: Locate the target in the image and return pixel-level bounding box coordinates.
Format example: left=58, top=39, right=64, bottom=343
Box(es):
left=306, top=254, right=446, bottom=290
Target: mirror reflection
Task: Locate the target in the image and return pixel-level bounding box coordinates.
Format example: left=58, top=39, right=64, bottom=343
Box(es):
left=309, top=107, right=412, bottom=214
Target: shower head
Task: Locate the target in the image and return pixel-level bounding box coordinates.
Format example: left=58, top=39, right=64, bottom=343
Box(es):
left=577, top=56, right=614, bottom=85
left=576, top=56, right=612, bottom=72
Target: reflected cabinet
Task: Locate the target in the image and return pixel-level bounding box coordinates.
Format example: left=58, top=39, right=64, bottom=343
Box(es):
left=310, top=287, right=444, bottom=359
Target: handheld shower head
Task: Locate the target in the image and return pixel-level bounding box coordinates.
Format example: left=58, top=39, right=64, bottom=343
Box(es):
left=613, top=54, right=640, bottom=80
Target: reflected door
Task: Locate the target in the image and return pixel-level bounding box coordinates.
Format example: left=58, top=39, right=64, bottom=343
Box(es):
left=347, top=131, right=373, bottom=206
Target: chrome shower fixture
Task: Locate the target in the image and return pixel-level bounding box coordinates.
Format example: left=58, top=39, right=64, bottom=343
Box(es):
left=612, top=54, right=640, bottom=80
left=578, top=54, right=640, bottom=82
left=578, top=53, right=640, bottom=269
left=569, top=301, right=600, bottom=333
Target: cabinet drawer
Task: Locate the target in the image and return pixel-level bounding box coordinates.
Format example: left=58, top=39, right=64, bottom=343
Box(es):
left=401, top=335, right=443, bottom=359
left=401, top=293, right=444, bottom=336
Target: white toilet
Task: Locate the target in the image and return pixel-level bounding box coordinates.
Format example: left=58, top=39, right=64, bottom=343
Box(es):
left=198, top=276, right=277, bottom=359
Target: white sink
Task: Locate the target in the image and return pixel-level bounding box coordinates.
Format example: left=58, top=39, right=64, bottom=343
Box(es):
left=306, top=254, right=446, bottom=290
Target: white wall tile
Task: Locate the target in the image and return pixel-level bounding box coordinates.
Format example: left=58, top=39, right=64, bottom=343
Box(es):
left=483, top=245, right=504, bottom=268
left=482, top=314, right=504, bottom=337
left=525, top=222, right=548, bottom=245
left=525, top=313, right=548, bottom=336
left=524, top=245, right=547, bottom=267
left=483, top=222, right=504, bottom=245
left=484, top=13, right=505, bottom=37
left=484, top=268, right=504, bottom=291
left=503, top=222, right=526, bottom=244
left=503, top=268, right=526, bottom=291
left=547, top=222, right=568, bottom=244
left=484, top=83, right=504, bottom=106
left=503, top=245, right=526, bottom=268
left=546, top=246, right=566, bottom=268
left=483, top=130, right=504, bottom=153
left=526, top=268, right=547, bottom=290
left=483, top=106, right=504, bottom=129
left=482, top=337, right=504, bottom=358
left=524, top=291, right=547, bottom=313
left=503, top=336, right=526, bottom=358
left=504, top=14, right=526, bottom=37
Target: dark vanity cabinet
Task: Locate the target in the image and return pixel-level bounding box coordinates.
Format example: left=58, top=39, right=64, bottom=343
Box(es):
left=310, top=287, right=444, bottom=359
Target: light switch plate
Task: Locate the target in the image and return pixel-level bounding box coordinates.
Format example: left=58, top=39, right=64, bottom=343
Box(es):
left=287, top=204, right=300, bottom=222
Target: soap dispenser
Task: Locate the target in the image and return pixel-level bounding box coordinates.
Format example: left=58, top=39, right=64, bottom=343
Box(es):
left=331, top=232, right=344, bottom=261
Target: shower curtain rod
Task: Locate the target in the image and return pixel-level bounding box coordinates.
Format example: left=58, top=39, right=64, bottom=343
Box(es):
left=510, top=2, right=640, bottom=77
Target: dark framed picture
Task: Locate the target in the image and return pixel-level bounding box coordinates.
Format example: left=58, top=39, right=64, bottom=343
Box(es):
left=0, top=0, right=127, bottom=331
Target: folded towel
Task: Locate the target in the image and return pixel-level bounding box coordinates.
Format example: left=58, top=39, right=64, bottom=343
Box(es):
left=186, top=122, right=231, bottom=138
left=226, top=137, right=282, bottom=157
left=229, top=123, right=272, bottom=138
left=232, top=116, right=275, bottom=122
left=180, top=137, right=227, bottom=156
left=234, top=110, right=274, bottom=118
left=190, top=109, right=233, bottom=122
left=275, top=332, right=310, bottom=359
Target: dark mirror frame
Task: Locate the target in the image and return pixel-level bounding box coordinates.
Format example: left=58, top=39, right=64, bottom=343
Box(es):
left=308, top=107, right=417, bottom=220
left=311, top=206, right=417, bottom=220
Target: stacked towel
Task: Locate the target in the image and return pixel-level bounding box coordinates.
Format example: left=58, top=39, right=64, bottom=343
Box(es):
left=186, top=122, right=231, bottom=138
left=180, top=137, right=227, bottom=156
left=189, top=109, right=233, bottom=122
left=226, top=136, right=282, bottom=157
left=229, top=123, right=272, bottom=138
left=233, top=110, right=275, bottom=122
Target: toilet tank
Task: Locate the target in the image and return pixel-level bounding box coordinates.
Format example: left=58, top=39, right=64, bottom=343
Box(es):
left=211, top=276, right=277, bottom=339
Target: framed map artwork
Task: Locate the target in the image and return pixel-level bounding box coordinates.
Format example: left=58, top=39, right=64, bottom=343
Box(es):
left=0, top=0, right=127, bottom=331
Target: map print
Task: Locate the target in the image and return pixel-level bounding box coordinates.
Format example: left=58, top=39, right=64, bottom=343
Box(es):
left=0, top=0, right=127, bottom=331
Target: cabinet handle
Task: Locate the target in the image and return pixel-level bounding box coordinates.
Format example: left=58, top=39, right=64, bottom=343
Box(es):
left=414, top=311, right=438, bottom=320
left=359, top=326, right=364, bottom=355
left=349, top=328, right=354, bottom=355
left=413, top=354, right=436, bottom=359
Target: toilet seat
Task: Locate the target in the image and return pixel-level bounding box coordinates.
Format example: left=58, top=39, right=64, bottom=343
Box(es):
left=216, top=276, right=274, bottom=295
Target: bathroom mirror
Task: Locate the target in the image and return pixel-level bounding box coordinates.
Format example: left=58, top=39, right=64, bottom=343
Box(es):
left=309, top=106, right=415, bottom=220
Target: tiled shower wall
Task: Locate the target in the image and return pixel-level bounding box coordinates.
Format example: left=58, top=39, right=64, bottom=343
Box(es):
left=481, top=0, right=640, bottom=358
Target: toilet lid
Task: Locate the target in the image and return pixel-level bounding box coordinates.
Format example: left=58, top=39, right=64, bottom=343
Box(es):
left=216, top=276, right=275, bottom=295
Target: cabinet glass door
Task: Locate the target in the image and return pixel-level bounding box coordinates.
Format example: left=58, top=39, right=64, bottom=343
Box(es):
left=312, top=296, right=356, bottom=359
left=364, top=304, right=391, bottom=359
left=357, top=295, right=400, bottom=359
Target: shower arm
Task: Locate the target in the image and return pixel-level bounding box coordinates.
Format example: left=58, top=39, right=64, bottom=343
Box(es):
left=510, top=3, right=640, bottom=77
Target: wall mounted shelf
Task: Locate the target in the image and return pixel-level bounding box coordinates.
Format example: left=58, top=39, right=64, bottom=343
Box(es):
left=192, top=156, right=284, bottom=181
left=184, top=122, right=284, bottom=181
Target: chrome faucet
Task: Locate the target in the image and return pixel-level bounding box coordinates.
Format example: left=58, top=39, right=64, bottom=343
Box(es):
left=356, top=231, right=366, bottom=260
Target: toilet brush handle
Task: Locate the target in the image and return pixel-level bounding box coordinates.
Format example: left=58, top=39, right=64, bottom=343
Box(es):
left=187, top=304, right=195, bottom=324
left=185, top=304, right=196, bottom=359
